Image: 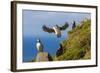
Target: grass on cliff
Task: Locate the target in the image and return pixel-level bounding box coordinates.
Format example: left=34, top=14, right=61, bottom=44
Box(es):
left=56, top=19, right=91, bottom=60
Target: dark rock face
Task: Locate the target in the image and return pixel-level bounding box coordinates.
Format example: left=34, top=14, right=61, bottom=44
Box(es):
left=36, top=52, right=53, bottom=62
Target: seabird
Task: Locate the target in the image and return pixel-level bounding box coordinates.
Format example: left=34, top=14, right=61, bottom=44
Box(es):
left=72, top=21, right=76, bottom=29
left=56, top=44, right=63, bottom=57
left=36, top=39, right=43, bottom=52
left=42, top=22, right=69, bottom=38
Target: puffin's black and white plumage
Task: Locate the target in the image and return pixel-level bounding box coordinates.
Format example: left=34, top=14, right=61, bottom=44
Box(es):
left=36, top=39, right=43, bottom=52
left=42, top=22, right=69, bottom=38
left=36, top=39, right=53, bottom=62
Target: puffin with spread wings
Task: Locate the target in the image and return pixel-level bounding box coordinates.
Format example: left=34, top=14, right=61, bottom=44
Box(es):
left=42, top=22, right=69, bottom=38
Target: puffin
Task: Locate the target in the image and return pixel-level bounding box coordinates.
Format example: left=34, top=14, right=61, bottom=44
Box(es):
left=42, top=22, right=69, bottom=38
left=72, top=21, right=76, bottom=29
left=36, top=39, right=43, bottom=52
left=36, top=39, right=53, bottom=61
left=56, top=44, right=63, bottom=57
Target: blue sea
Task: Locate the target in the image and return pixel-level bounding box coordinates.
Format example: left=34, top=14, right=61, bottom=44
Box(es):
left=23, top=36, right=66, bottom=62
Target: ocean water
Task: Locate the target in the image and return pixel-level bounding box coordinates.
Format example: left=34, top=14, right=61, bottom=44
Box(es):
left=23, top=36, right=66, bottom=62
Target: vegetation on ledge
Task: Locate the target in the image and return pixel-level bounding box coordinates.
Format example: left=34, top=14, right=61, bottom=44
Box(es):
left=56, top=19, right=91, bottom=60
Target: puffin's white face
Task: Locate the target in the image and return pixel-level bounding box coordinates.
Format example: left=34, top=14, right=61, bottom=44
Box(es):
left=53, top=25, right=58, bottom=30
left=37, top=39, right=40, bottom=42
left=55, top=25, right=58, bottom=28
left=52, top=25, right=61, bottom=37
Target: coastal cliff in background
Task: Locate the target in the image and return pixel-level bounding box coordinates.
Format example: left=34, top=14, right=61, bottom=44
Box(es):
left=56, top=19, right=91, bottom=60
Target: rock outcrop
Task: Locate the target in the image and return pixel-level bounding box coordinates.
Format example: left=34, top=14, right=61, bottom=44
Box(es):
left=36, top=52, right=53, bottom=62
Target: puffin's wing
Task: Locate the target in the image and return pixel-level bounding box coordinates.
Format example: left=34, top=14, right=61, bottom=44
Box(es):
left=59, top=22, right=69, bottom=30
left=42, top=25, right=55, bottom=33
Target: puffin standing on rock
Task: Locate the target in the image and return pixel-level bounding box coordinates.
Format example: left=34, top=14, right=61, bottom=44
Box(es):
left=42, top=22, right=69, bottom=38
left=36, top=39, right=53, bottom=62
left=36, top=39, right=43, bottom=52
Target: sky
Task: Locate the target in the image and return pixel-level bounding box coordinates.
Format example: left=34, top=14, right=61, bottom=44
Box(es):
left=22, top=10, right=91, bottom=38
